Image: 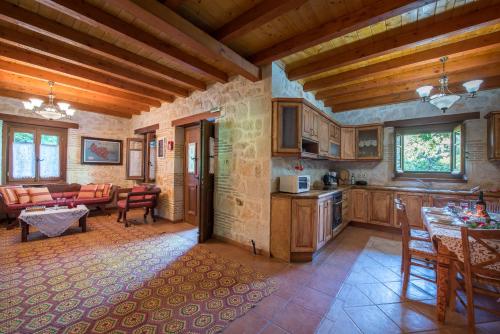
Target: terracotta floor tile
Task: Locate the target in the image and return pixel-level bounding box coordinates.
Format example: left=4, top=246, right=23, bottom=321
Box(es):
left=273, top=279, right=303, bottom=301
left=344, top=270, right=379, bottom=285
left=344, top=305, right=401, bottom=334
left=306, top=272, right=344, bottom=296
left=291, top=286, right=334, bottom=316
left=324, top=298, right=345, bottom=322
left=378, top=302, right=441, bottom=332
left=223, top=311, right=269, bottom=334
left=383, top=281, right=435, bottom=301
left=356, top=282, right=402, bottom=304
left=362, top=265, right=401, bottom=283
left=315, top=318, right=335, bottom=334
left=325, top=309, right=362, bottom=334
left=340, top=285, right=374, bottom=307
left=272, top=302, right=322, bottom=334
left=250, top=294, right=289, bottom=320
left=261, top=323, right=290, bottom=334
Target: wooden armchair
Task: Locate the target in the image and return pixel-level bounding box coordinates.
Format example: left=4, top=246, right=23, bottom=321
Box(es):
left=449, top=227, right=500, bottom=333
left=117, top=185, right=161, bottom=227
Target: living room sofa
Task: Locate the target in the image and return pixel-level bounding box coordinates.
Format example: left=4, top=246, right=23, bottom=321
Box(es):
left=0, top=183, right=117, bottom=226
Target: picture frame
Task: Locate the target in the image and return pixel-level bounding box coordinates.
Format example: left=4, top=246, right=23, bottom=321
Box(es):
left=81, top=136, right=123, bottom=165
left=157, top=137, right=165, bottom=159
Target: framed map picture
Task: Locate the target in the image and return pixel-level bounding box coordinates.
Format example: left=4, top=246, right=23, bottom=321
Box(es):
left=81, top=137, right=123, bottom=165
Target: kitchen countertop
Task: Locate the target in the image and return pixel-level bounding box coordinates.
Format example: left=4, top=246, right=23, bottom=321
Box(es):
left=272, top=185, right=500, bottom=198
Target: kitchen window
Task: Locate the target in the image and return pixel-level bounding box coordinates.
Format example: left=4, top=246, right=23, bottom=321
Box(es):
left=4, top=123, right=67, bottom=184
left=394, top=123, right=464, bottom=180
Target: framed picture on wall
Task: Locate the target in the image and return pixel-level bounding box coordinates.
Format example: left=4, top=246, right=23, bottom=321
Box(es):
left=81, top=137, right=123, bottom=165
left=157, top=137, right=165, bottom=159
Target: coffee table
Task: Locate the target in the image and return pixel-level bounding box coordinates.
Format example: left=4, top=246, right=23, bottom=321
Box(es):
left=18, top=205, right=89, bottom=242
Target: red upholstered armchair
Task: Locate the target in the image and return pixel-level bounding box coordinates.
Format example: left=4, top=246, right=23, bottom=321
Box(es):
left=117, top=185, right=161, bottom=227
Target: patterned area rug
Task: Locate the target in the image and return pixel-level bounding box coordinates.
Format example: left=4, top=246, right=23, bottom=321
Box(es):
left=0, top=217, right=277, bottom=333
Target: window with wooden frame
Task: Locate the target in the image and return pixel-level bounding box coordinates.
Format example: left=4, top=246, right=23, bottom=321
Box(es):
left=394, top=123, right=465, bottom=181
left=4, top=123, right=67, bottom=184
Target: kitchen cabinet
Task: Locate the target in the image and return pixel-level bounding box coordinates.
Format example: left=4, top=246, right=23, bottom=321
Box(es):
left=394, top=192, right=429, bottom=229
left=356, top=125, right=383, bottom=160
left=430, top=194, right=467, bottom=208
left=350, top=189, right=368, bottom=222
left=368, top=190, right=393, bottom=226
left=341, top=127, right=356, bottom=160
left=272, top=101, right=301, bottom=154
left=329, top=123, right=341, bottom=143
left=342, top=190, right=350, bottom=222
left=303, top=105, right=319, bottom=142
left=486, top=111, right=500, bottom=160
left=318, top=116, right=330, bottom=156
left=318, top=197, right=333, bottom=249
left=328, top=123, right=341, bottom=159
left=291, top=199, right=317, bottom=252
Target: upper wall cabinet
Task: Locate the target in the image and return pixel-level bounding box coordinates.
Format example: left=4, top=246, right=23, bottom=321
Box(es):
left=356, top=125, right=383, bottom=160
left=272, top=101, right=302, bottom=155
left=486, top=111, right=500, bottom=160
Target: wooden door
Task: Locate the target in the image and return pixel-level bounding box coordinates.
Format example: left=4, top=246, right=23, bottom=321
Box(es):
left=341, top=127, right=355, bottom=160
left=273, top=102, right=301, bottom=154
left=291, top=199, right=317, bottom=252
left=318, top=117, right=329, bottom=156
left=184, top=125, right=200, bottom=226
left=199, top=121, right=215, bottom=242
left=369, top=191, right=393, bottom=226
left=395, top=192, right=428, bottom=229
left=351, top=189, right=368, bottom=222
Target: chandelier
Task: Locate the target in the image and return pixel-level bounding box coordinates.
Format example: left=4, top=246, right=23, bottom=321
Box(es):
left=22, top=81, right=76, bottom=120
left=416, top=56, right=483, bottom=113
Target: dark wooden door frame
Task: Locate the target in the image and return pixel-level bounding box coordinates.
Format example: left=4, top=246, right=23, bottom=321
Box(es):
left=199, top=120, right=215, bottom=243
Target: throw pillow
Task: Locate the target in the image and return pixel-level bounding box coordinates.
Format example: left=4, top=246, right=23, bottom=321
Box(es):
left=95, top=184, right=105, bottom=198
left=103, top=183, right=112, bottom=197
left=0, top=186, right=21, bottom=205
left=14, top=188, right=31, bottom=204
left=78, top=184, right=98, bottom=199
left=129, top=185, right=147, bottom=201
left=28, top=187, right=53, bottom=203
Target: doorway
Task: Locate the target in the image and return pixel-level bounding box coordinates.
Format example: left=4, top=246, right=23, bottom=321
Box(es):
left=182, top=120, right=215, bottom=242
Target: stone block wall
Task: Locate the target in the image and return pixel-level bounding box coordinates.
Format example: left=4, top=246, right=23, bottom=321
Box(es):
left=130, top=70, right=273, bottom=252
left=0, top=96, right=133, bottom=188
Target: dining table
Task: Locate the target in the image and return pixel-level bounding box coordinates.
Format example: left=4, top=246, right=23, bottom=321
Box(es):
left=421, top=206, right=500, bottom=322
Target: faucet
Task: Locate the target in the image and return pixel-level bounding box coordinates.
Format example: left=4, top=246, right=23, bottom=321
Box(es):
left=415, top=178, right=433, bottom=189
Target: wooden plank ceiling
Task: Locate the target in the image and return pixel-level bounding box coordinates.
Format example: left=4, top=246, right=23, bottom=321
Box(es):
left=0, top=0, right=499, bottom=117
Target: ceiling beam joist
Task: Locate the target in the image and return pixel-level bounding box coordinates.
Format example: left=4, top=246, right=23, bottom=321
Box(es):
left=250, top=0, right=431, bottom=65
left=305, top=31, right=500, bottom=92
left=0, top=58, right=161, bottom=108
left=36, top=0, right=229, bottom=83
left=328, top=76, right=500, bottom=112
left=0, top=24, right=189, bottom=98
left=0, top=43, right=175, bottom=103
left=0, top=88, right=133, bottom=118
left=214, top=0, right=309, bottom=43
left=102, top=0, right=260, bottom=81
left=0, top=1, right=206, bottom=91
left=288, top=2, right=500, bottom=81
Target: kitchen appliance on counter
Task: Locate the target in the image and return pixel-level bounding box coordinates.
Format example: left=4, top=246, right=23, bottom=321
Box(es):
left=322, top=172, right=338, bottom=190
left=279, top=175, right=311, bottom=193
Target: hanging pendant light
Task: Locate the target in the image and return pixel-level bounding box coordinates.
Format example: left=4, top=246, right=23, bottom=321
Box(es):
left=22, top=81, right=76, bottom=119
left=416, top=56, right=482, bottom=113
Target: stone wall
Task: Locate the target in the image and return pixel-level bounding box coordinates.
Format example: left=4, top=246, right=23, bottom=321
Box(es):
left=331, top=88, right=500, bottom=190
left=130, top=69, right=273, bottom=252
left=0, top=96, right=133, bottom=187
left=271, top=62, right=336, bottom=191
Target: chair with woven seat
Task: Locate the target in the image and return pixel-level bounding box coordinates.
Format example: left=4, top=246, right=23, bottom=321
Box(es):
left=448, top=227, right=500, bottom=333
left=394, top=199, right=431, bottom=242
left=117, top=185, right=161, bottom=227
left=395, top=199, right=437, bottom=301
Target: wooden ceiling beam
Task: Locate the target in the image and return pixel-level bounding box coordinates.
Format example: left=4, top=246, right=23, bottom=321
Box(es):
left=323, top=63, right=500, bottom=105
left=36, top=0, right=229, bottom=83
left=0, top=88, right=133, bottom=118
left=0, top=43, right=175, bottom=103
left=214, top=0, right=309, bottom=43
left=0, top=70, right=152, bottom=112
left=305, top=31, right=500, bottom=92
left=0, top=59, right=162, bottom=108
left=316, top=51, right=500, bottom=99
left=0, top=24, right=189, bottom=98
left=327, top=76, right=500, bottom=112
left=100, top=0, right=260, bottom=81
left=250, top=0, right=430, bottom=65
left=287, top=1, right=500, bottom=81
left=0, top=1, right=206, bottom=91
left=0, top=77, right=143, bottom=115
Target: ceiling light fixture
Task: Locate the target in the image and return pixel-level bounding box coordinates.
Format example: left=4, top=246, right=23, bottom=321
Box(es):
left=416, top=56, right=483, bottom=113
left=22, top=81, right=76, bottom=120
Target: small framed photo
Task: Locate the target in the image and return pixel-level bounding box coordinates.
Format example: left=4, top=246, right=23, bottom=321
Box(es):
left=157, top=137, right=165, bottom=158
left=81, top=137, right=122, bottom=165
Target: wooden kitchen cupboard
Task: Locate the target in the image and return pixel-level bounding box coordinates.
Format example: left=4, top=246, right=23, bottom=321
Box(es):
left=356, top=125, right=383, bottom=160
left=485, top=111, right=500, bottom=160
left=318, top=116, right=330, bottom=156
left=341, top=127, right=356, bottom=160
left=302, top=104, right=319, bottom=142
left=272, top=100, right=302, bottom=154
left=328, top=123, right=341, bottom=159
left=350, top=189, right=368, bottom=222
left=368, top=190, right=393, bottom=226
left=394, top=192, right=429, bottom=229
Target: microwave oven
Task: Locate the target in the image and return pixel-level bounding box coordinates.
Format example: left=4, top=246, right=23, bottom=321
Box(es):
left=279, top=175, right=311, bottom=193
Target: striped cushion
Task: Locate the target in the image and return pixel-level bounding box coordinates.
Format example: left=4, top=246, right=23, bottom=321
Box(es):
left=95, top=184, right=105, bottom=198
left=78, top=185, right=98, bottom=199
left=130, top=186, right=147, bottom=201
left=0, top=186, right=21, bottom=205
left=103, top=183, right=112, bottom=197
left=28, top=187, right=53, bottom=203
left=14, top=188, right=30, bottom=204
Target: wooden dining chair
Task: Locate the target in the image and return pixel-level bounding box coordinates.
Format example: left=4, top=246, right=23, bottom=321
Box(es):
left=395, top=199, right=437, bottom=301
left=117, top=185, right=161, bottom=227
left=448, top=227, right=500, bottom=333
left=394, top=198, right=431, bottom=242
